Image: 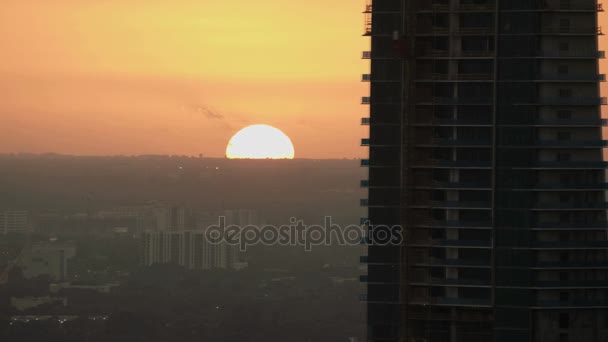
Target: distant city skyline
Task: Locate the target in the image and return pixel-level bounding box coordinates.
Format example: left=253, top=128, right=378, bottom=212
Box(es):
left=0, top=0, right=368, bottom=159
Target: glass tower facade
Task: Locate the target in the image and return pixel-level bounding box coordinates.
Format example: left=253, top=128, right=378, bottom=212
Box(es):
left=361, top=0, right=608, bottom=341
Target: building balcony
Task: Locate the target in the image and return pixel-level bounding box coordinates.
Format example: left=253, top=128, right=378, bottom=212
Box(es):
left=414, top=220, right=493, bottom=229
left=416, top=97, right=493, bottom=105
left=415, top=138, right=492, bottom=147
left=534, top=280, right=608, bottom=288
left=509, top=183, right=608, bottom=191
left=362, top=51, right=372, bottom=59
left=534, top=261, right=608, bottom=269
left=528, top=97, right=607, bottom=106
left=539, top=50, right=606, bottom=59
left=362, top=74, right=400, bottom=82
left=409, top=297, right=492, bottom=307
left=540, top=2, right=604, bottom=11
left=531, top=241, right=608, bottom=249
left=361, top=96, right=371, bottom=104
left=410, top=200, right=491, bottom=209
left=363, top=0, right=401, bottom=13
left=499, top=139, right=608, bottom=148
left=409, top=238, right=492, bottom=248
left=412, top=181, right=491, bottom=190
left=409, top=277, right=491, bottom=287
left=530, top=74, right=607, bottom=82
left=531, top=201, right=608, bottom=210
left=535, top=299, right=608, bottom=308
left=507, top=161, right=608, bottom=169
left=416, top=26, right=450, bottom=35
left=361, top=117, right=370, bottom=125
left=411, top=257, right=491, bottom=268
left=533, top=221, right=608, bottom=230
left=417, top=50, right=495, bottom=58
left=415, top=3, right=449, bottom=12
left=456, top=27, right=495, bottom=35
left=412, top=117, right=492, bottom=126
left=459, top=3, right=495, bottom=12
left=537, top=26, right=603, bottom=35
left=416, top=73, right=493, bottom=81
left=500, top=118, right=608, bottom=126
left=411, top=159, right=492, bottom=169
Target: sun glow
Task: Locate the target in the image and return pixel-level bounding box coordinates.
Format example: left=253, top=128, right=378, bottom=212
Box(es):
left=226, top=124, right=295, bottom=159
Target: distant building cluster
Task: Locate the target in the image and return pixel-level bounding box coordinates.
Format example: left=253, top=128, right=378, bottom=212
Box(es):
left=0, top=210, right=28, bottom=235
left=142, top=209, right=257, bottom=270
left=21, top=242, right=76, bottom=282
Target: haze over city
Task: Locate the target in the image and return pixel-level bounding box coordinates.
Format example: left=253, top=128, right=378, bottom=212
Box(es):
left=2, top=0, right=608, bottom=342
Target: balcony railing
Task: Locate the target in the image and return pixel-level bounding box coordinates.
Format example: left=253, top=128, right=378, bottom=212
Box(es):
left=459, top=3, right=496, bottom=11
left=531, top=97, right=607, bottom=105
left=509, top=161, right=608, bottom=169
left=413, top=118, right=492, bottom=126
left=414, top=220, right=493, bottom=229
left=410, top=159, right=493, bottom=168
left=532, top=201, right=608, bottom=210
left=533, top=221, right=608, bottom=229
left=410, top=297, right=492, bottom=307
left=532, top=241, right=608, bottom=248
left=540, top=50, right=606, bottom=58
left=536, top=299, right=608, bottom=308
left=539, top=26, right=603, bottom=35
left=416, top=73, right=494, bottom=81
left=416, top=97, right=493, bottom=105
left=415, top=138, right=492, bottom=146
left=409, top=276, right=491, bottom=286
left=541, top=3, right=604, bottom=11
left=411, top=257, right=491, bottom=267
left=500, top=118, right=608, bottom=126
left=499, top=139, right=608, bottom=148
left=535, top=280, right=608, bottom=288
left=509, top=182, right=608, bottom=190
left=412, top=180, right=492, bottom=189
left=456, top=27, right=495, bottom=35
left=410, top=200, right=492, bottom=209
left=536, top=74, right=607, bottom=81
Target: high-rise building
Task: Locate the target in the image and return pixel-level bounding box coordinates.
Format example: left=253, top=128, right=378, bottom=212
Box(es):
left=361, top=1, right=607, bottom=341
left=0, top=211, right=28, bottom=235
left=21, top=242, right=76, bottom=282
left=142, top=231, right=232, bottom=270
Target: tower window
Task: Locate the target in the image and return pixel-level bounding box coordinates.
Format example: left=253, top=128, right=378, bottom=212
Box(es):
left=558, top=89, right=573, bottom=98
left=559, top=313, right=570, bottom=329
left=557, top=110, right=571, bottom=120
left=557, top=132, right=571, bottom=140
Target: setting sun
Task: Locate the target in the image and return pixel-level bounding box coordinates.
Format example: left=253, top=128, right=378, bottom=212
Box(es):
left=226, top=124, right=295, bottom=159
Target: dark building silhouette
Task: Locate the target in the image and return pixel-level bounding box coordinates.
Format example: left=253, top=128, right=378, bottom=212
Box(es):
left=360, top=0, right=608, bottom=341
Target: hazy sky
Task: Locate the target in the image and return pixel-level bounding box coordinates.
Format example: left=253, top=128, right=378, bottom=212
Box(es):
left=1, top=0, right=368, bottom=158
left=1, top=1, right=605, bottom=158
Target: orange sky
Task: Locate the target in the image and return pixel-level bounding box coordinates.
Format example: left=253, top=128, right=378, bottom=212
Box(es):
left=0, top=0, right=369, bottom=158
left=1, top=1, right=605, bottom=158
